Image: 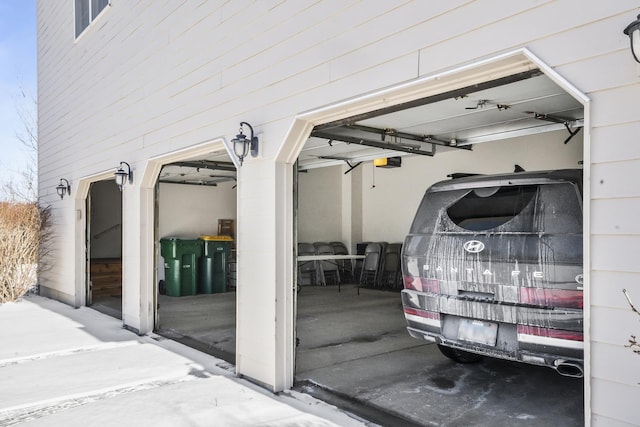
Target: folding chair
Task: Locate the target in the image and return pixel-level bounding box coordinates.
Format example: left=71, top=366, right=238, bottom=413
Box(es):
left=297, top=242, right=317, bottom=286
left=381, top=243, right=402, bottom=289
left=315, top=243, right=341, bottom=289
left=358, top=242, right=382, bottom=295
left=330, top=241, right=352, bottom=283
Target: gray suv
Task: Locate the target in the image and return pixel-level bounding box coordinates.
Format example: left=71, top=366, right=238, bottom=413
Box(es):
left=401, top=169, right=583, bottom=377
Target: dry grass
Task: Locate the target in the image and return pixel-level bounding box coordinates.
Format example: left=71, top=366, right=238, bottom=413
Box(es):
left=0, top=201, right=51, bottom=303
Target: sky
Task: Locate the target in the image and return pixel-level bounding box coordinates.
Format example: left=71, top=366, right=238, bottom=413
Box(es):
left=0, top=1, right=37, bottom=197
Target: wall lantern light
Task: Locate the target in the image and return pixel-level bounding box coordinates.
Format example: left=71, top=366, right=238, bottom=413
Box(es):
left=231, top=121, right=259, bottom=166
left=624, top=14, right=640, bottom=63
left=55, top=178, right=71, bottom=199
left=114, top=161, right=133, bottom=191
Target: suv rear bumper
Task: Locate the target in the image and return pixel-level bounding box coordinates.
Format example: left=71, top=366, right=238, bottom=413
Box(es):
left=402, top=289, right=584, bottom=376
left=406, top=326, right=583, bottom=377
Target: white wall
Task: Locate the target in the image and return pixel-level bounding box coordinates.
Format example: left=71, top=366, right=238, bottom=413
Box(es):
left=361, top=130, right=584, bottom=243
left=297, top=165, right=342, bottom=243
left=158, top=182, right=236, bottom=239
left=89, top=180, right=122, bottom=259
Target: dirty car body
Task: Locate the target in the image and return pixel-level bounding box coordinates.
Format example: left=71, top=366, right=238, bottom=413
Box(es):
left=401, top=169, right=584, bottom=377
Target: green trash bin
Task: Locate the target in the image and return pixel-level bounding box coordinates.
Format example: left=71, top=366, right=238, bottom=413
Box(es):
left=199, top=236, right=233, bottom=294
left=160, top=238, right=203, bottom=297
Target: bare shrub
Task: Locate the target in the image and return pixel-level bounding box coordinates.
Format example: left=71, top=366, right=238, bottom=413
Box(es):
left=0, top=82, right=50, bottom=303
left=0, top=201, right=52, bottom=302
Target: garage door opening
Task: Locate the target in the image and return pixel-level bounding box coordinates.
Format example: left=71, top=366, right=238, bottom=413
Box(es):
left=154, top=153, right=238, bottom=366
left=292, top=63, right=587, bottom=426
left=86, top=179, right=123, bottom=319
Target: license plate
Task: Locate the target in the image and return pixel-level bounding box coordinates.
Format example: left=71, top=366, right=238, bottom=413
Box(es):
left=457, top=319, right=498, bottom=346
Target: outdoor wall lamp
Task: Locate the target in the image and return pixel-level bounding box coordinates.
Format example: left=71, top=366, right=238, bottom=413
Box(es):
left=624, top=14, right=640, bottom=63
left=114, top=161, right=133, bottom=191
left=55, top=178, right=71, bottom=200
left=231, top=121, right=259, bottom=166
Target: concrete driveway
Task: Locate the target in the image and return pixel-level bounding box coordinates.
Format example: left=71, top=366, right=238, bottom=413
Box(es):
left=0, top=294, right=366, bottom=426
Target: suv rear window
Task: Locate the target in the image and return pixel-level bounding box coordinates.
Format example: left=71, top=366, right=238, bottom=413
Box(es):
left=447, top=185, right=537, bottom=231
left=409, top=181, right=582, bottom=236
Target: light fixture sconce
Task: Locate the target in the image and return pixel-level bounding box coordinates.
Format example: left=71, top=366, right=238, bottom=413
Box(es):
left=114, top=161, right=133, bottom=191
left=56, top=178, right=71, bottom=200
left=624, top=14, right=640, bottom=63
left=231, top=121, right=259, bottom=166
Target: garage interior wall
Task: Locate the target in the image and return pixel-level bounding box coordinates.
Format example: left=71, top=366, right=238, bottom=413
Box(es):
left=89, top=181, right=122, bottom=259
left=158, top=182, right=237, bottom=238
left=361, top=130, right=584, bottom=242
left=299, top=130, right=583, bottom=247
left=297, top=165, right=342, bottom=243
left=157, top=181, right=237, bottom=281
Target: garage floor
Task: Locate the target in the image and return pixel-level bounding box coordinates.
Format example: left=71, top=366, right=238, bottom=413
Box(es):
left=155, top=284, right=584, bottom=426
left=157, top=291, right=237, bottom=364
left=90, top=295, right=123, bottom=320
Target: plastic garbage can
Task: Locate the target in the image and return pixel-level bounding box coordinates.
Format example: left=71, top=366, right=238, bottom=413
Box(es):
left=160, top=238, right=203, bottom=297
left=199, top=235, right=233, bottom=294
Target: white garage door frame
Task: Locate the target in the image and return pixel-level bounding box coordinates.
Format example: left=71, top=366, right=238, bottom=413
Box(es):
left=125, top=137, right=231, bottom=334
left=276, top=47, right=591, bottom=420
left=72, top=169, right=124, bottom=309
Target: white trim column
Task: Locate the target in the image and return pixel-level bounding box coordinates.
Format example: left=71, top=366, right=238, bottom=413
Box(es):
left=235, top=160, right=278, bottom=388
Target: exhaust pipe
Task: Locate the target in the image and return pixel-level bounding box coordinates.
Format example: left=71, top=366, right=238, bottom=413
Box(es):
left=556, top=361, right=584, bottom=378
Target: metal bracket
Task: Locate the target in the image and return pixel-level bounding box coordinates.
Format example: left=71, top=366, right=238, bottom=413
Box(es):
left=317, top=155, right=363, bottom=174
left=344, top=161, right=362, bottom=175
left=531, top=113, right=583, bottom=144
left=562, top=123, right=582, bottom=145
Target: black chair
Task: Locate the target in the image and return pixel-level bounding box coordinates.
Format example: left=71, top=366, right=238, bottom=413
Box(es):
left=358, top=243, right=382, bottom=294
left=354, top=242, right=370, bottom=282
left=315, top=243, right=340, bottom=288
left=313, top=241, right=330, bottom=251
left=330, top=241, right=352, bottom=283
left=297, top=242, right=317, bottom=286
left=381, top=243, right=402, bottom=289
left=375, top=242, right=388, bottom=287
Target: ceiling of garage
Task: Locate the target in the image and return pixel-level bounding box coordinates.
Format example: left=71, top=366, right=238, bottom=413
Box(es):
left=158, top=68, right=584, bottom=185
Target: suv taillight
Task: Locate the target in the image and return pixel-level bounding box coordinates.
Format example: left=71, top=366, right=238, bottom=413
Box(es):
left=403, top=275, right=439, bottom=293
left=517, top=325, right=583, bottom=342
left=519, top=287, right=583, bottom=309
left=403, top=306, right=441, bottom=321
